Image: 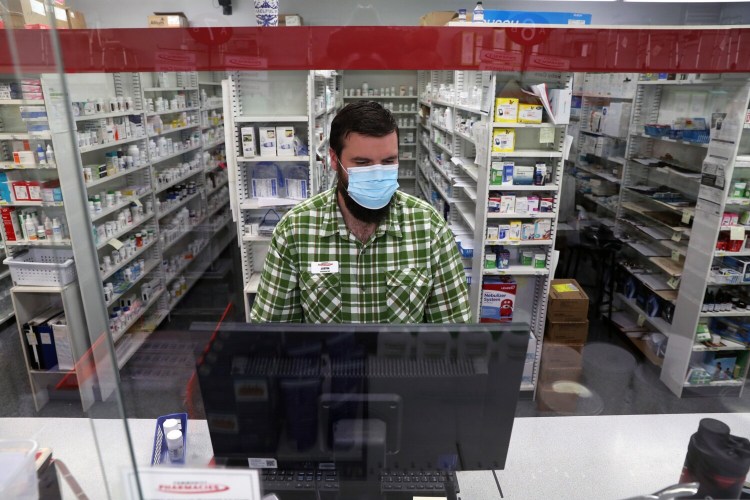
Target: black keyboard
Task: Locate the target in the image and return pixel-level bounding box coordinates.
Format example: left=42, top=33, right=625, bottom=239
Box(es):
left=380, top=470, right=460, bottom=496
left=259, top=469, right=459, bottom=499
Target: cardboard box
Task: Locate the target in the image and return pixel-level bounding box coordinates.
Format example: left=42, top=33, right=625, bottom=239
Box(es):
left=0, top=13, right=26, bottom=29
left=545, top=320, right=589, bottom=345
left=601, top=102, right=632, bottom=138
left=279, top=14, right=303, bottom=26
left=548, top=279, right=589, bottom=322
left=275, top=126, right=295, bottom=156
left=240, top=127, right=256, bottom=158
left=492, top=129, right=515, bottom=152
left=480, top=278, right=517, bottom=323
left=258, top=127, right=276, bottom=156
left=542, top=342, right=584, bottom=368
left=148, top=12, right=188, bottom=28
left=537, top=382, right=579, bottom=413
left=419, top=11, right=458, bottom=26
left=1, top=207, right=21, bottom=241
left=6, top=0, right=67, bottom=28
left=518, top=104, right=543, bottom=124
left=66, top=8, right=86, bottom=29
left=494, top=98, right=519, bottom=123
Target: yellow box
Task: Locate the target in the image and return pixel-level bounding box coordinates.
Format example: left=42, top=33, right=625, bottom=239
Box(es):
left=509, top=220, right=522, bottom=241
left=495, top=98, right=519, bottom=123
left=518, top=103, right=544, bottom=124
left=492, top=129, right=515, bottom=153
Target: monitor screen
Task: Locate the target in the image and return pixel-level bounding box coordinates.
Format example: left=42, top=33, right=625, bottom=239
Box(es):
left=196, top=323, right=528, bottom=480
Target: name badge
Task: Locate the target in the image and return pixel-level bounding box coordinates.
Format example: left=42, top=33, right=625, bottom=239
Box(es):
left=311, top=261, right=339, bottom=274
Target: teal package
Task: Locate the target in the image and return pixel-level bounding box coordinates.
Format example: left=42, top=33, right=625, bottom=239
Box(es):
left=0, top=173, right=11, bottom=203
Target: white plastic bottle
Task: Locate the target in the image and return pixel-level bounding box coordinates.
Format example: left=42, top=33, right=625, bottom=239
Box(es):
left=25, top=215, right=37, bottom=241
left=52, top=218, right=62, bottom=241
left=46, top=145, right=55, bottom=164
left=473, top=1, right=484, bottom=23
left=36, top=144, right=46, bottom=164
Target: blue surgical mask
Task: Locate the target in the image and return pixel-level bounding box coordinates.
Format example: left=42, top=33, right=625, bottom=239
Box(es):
left=341, top=162, right=399, bottom=210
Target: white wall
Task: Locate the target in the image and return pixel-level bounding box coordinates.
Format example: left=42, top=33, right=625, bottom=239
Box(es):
left=67, top=0, right=749, bottom=28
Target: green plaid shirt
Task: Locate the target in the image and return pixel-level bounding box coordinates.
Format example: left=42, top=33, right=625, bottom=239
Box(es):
left=250, top=188, right=471, bottom=324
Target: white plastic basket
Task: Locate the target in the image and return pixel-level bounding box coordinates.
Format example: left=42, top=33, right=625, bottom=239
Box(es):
left=3, top=248, right=77, bottom=287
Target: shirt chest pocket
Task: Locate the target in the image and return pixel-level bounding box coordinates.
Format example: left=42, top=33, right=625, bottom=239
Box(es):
left=299, top=271, right=341, bottom=323
left=386, top=268, right=432, bottom=323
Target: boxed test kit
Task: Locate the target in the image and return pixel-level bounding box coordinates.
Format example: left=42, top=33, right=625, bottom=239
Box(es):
left=275, top=126, right=295, bottom=156
left=258, top=127, right=277, bottom=156
left=241, top=127, right=256, bottom=157
left=480, top=277, right=517, bottom=323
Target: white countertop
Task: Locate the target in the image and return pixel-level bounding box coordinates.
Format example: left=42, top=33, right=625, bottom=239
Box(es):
left=1, top=413, right=749, bottom=499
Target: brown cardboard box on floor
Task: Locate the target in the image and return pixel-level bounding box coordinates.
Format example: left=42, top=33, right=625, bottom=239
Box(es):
left=545, top=320, right=589, bottom=345
left=66, top=9, right=86, bottom=29
left=542, top=342, right=584, bottom=368
left=419, top=11, right=458, bottom=26
left=148, top=12, right=189, bottom=28
left=548, top=279, right=589, bottom=323
left=537, top=382, right=579, bottom=413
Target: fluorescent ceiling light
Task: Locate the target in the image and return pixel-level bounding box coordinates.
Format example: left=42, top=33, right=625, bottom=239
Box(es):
left=624, top=0, right=747, bottom=2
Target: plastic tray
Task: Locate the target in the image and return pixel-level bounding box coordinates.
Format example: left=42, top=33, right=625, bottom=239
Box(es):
left=3, top=248, right=76, bottom=287
left=151, top=412, right=188, bottom=466
left=683, top=129, right=710, bottom=144
left=644, top=124, right=670, bottom=137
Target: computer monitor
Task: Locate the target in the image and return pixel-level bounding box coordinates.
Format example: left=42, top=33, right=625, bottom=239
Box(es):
left=196, top=323, right=528, bottom=497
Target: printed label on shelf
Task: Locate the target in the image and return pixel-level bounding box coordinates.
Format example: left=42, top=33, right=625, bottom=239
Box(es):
left=539, top=127, right=555, bottom=144
left=637, top=315, right=646, bottom=327
left=133, top=198, right=143, bottom=207
left=730, top=226, right=745, bottom=241
left=681, top=209, right=692, bottom=225
left=671, top=231, right=682, bottom=243
left=108, top=238, right=124, bottom=250
left=667, top=276, right=681, bottom=289
left=671, top=250, right=681, bottom=262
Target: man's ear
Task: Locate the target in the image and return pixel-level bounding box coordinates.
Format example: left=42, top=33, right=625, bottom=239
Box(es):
left=329, top=148, right=339, bottom=172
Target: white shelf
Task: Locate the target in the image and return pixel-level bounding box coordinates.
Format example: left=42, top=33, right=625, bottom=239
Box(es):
left=714, top=248, right=750, bottom=257
left=581, top=130, right=627, bottom=141
left=483, top=266, right=549, bottom=276
left=576, top=165, right=622, bottom=184
left=492, top=122, right=557, bottom=129
left=150, top=144, right=201, bottom=165
left=0, top=132, right=51, bottom=140
left=699, top=309, right=750, bottom=318
left=492, top=151, right=562, bottom=159
left=207, top=179, right=229, bottom=197
left=111, top=289, right=165, bottom=344
left=0, top=200, right=63, bottom=208
left=616, top=293, right=671, bottom=336
left=101, top=239, right=157, bottom=281
left=432, top=122, right=453, bottom=135
left=684, top=379, right=744, bottom=388
left=0, top=99, right=44, bottom=105
left=692, top=338, right=750, bottom=351
left=85, top=164, right=149, bottom=190
left=453, top=103, right=483, bottom=114
left=201, top=103, right=224, bottom=111
left=148, top=123, right=199, bottom=137
left=106, top=259, right=160, bottom=307
left=79, top=134, right=146, bottom=154
left=202, top=139, right=225, bottom=150
left=245, top=273, right=262, bottom=294
left=91, top=191, right=152, bottom=223
left=344, top=95, right=416, bottom=100
left=487, top=212, right=556, bottom=219
left=198, top=81, right=222, bottom=86
left=143, top=87, right=197, bottom=92
left=583, top=194, right=618, bottom=213
left=431, top=99, right=453, bottom=107
left=0, top=162, right=57, bottom=170
left=157, top=191, right=201, bottom=220
left=75, top=110, right=142, bottom=122
left=237, top=155, right=310, bottom=163
left=633, top=133, right=709, bottom=149
left=165, top=239, right=211, bottom=285
left=455, top=202, right=476, bottom=231
left=435, top=141, right=453, bottom=156
left=489, top=184, right=559, bottom=192
left=429, top=158, right=452, bottom=182
left=5, top=239, right=71, bottom=248
left=12, top=285, right=67, bottom=294
left=154, top=168, right=203, bottom=195
left=235, top=115, right=308, bottom=123
left=483, top=239, right=554, bottom=247
left=242, top=234, right=272, bottom=243
left=96, top=213, right=154, bottom=250
left=455, top=130, right=475, bottom=144
left=240, top=198, right=301, bottom=210
left=146, top=106, right=199, bottom=117
left=419, top=99, right=431, bottom=108
left=451, top=157, right=478, bottom=182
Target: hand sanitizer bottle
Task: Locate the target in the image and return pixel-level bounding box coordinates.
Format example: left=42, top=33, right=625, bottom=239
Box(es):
left=46, top=145, right=55, bottom=164
left=473, top=1, right=484, bottom=23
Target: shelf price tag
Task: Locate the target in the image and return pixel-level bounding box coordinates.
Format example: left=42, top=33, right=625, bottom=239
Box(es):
left=108, top=238, right=124, bottom=250
left=730, top=226, right=745, bottom=241
left=132, top=198, right=143, bottom=208
left=539, top=127, right=555, bottom=144
left=681, top=209, right=692, bottom=225
left=671, top=250, right=681, bottom=262
left=637, top=315, right=646, bottom=327
left=671, top=231, right=682, bottom=242
left=667, top=276, right=681, bottom=289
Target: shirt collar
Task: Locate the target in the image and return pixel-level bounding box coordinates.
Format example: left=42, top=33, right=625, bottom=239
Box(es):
left=320, top=188, right=403, bottom=239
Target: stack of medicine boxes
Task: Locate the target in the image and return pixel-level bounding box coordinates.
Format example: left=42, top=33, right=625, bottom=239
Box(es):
left=537, top=279, right=589, bottom=413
